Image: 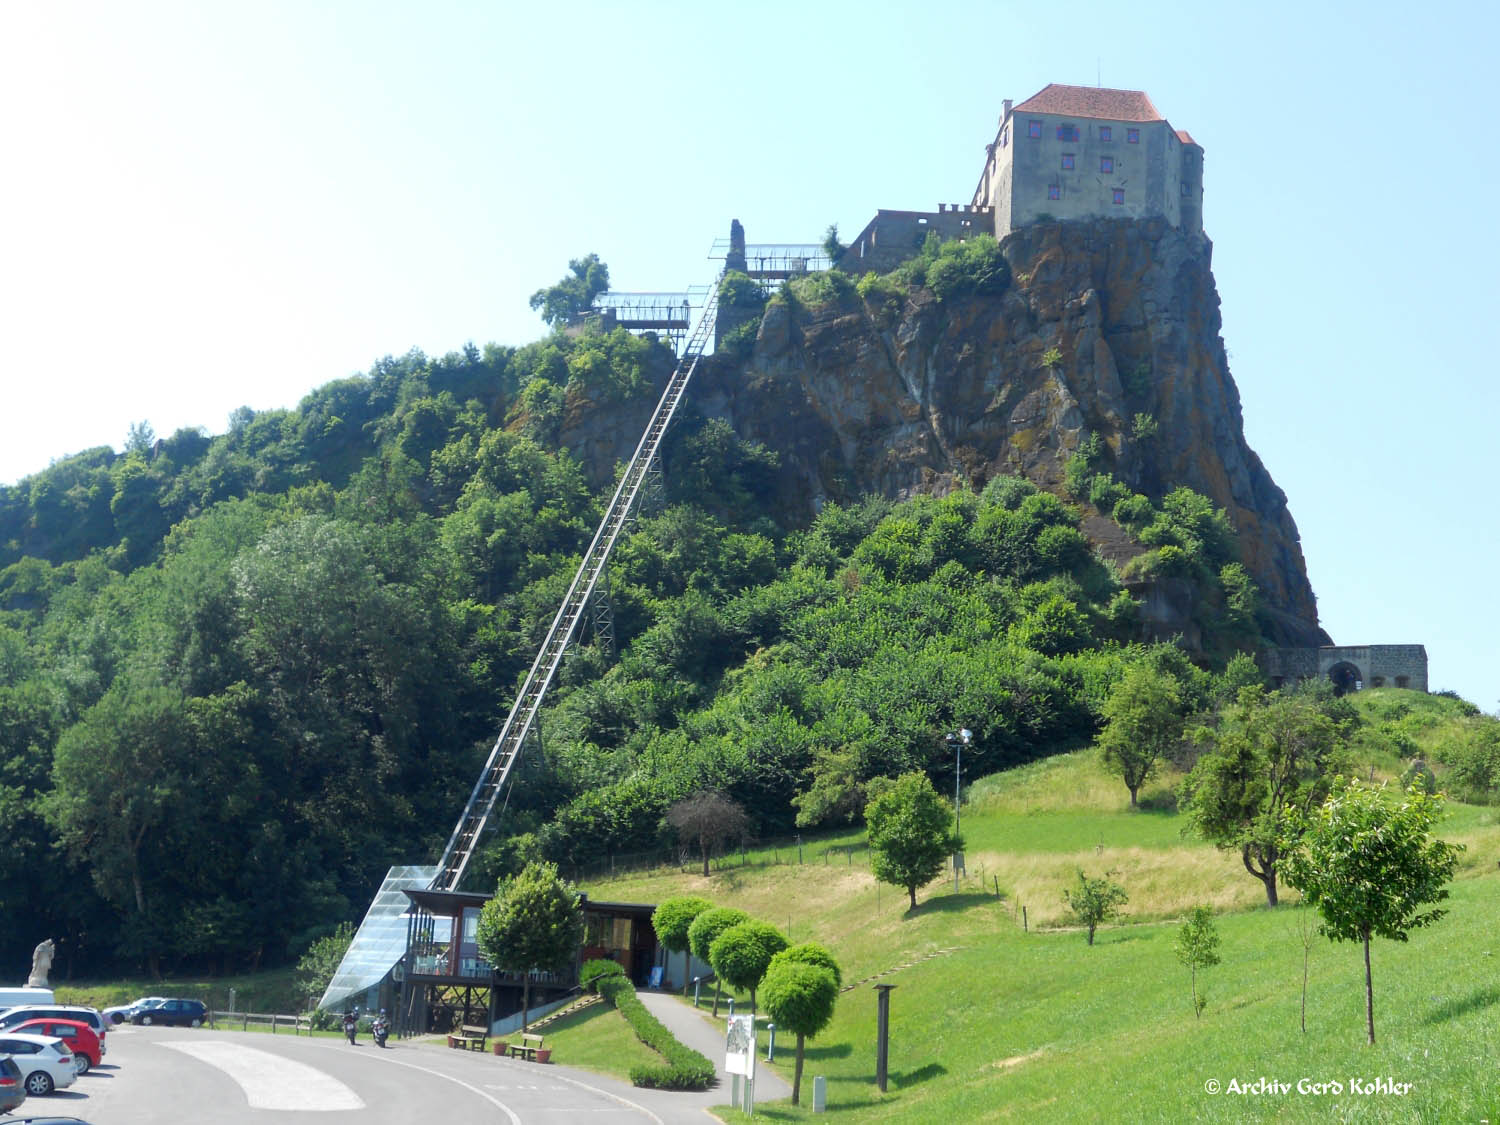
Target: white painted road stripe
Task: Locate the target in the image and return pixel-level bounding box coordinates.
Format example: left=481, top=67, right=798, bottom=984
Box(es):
left=161, top=1040, right=365, bottom=1111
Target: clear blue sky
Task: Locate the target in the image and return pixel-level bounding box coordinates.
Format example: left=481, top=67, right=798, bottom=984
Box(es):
left=2, top=0, right=1495, bottom=709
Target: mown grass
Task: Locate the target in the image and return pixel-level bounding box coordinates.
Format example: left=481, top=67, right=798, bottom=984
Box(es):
left=584, top=746, right=1500, bottom=1121
left=523, top=999, right=664, bottom=1081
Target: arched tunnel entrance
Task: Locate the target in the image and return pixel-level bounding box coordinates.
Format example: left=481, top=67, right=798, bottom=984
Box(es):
left=1327, top=661, right=1363, bottom=696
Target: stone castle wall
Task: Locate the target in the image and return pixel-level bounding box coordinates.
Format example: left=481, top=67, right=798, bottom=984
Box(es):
left=1262, top=645, right=1429, bottom=693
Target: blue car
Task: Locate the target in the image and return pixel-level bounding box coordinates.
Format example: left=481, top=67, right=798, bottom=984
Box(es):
left=129, top=998, right=207, bottom=1028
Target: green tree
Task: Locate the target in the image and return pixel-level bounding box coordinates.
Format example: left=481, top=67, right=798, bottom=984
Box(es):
left=688, top=906, right=749, bottom=1016
left=761, top=956, right=840, bottom=1105
left=1173, top=905, right=1221, bottom=1018
left=1098, top=663, right=1186, bottom=807
left=708, top=919, right=788, bottom=1014
left=1281, top=779, right=1462, bottom=1045
left=46, top=680, right=195, bottom=977
left=1178, top=686, right=1348, bottom=906
left=529, top=253, right=610, bottom=328
left=865, top=772, right=955, bottom=910
left=651, top=896, right=713, bottom=995
left=476, top=861, right=584, bottom=1032
left=1062, top=868, right=1128, bottom=945
left=297, top=922, right=354, bottom=1006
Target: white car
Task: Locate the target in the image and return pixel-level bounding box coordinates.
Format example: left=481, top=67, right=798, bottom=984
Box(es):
left=0, top=1032, right=78, bottom=1096
left=102, top=995, right=165, bottom=1026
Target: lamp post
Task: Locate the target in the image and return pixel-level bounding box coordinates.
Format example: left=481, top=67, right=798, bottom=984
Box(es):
left=945, top=728, right=972, bottom=891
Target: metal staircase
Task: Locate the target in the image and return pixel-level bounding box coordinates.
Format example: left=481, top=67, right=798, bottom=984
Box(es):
left=429, top=277, right=721, bottom=892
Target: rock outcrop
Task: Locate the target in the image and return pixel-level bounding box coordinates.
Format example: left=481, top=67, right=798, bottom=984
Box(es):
left=692, top=217, right=1327, bottom=648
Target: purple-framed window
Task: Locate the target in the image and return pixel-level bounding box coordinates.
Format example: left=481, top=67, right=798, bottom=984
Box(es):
left=1061, top=154, right=1074, bottom=170
left=1112, top=188, right=1125, bottom=205
left=1048, top=184, right=1061, bottom=200
left=1127, top=128, right=1140, bottom=144
left=1099, top=126, right=1112, bottom=142
left=1100, top=156, right=1113, bottom=173
left=1028, top=120, right=1042, bottom=139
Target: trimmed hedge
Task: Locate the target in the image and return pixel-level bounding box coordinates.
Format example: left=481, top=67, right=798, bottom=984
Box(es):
left=596, top=975, right=716, bottom=1089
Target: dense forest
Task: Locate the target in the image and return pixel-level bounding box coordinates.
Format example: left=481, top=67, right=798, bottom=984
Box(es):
left=0, top=252, right=1424, bottom=979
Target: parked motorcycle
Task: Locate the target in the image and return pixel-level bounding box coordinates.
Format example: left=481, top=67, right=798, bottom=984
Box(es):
left=372, top=1011, right=389, bottom=1048
left=342, top=1012, right=357, bottom=1045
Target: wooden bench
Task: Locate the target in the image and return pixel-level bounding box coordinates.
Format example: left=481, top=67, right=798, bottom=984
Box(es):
left=447, top=1024, right=489, bottom=1051
left=507, top=1033, right=544, bottom=1060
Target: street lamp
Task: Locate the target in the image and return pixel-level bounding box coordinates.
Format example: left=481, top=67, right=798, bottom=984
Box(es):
left=945, top=728, right=972, bottom=890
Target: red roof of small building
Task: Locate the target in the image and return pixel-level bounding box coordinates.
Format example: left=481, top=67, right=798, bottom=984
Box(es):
left=1012, top=84, right=1162, bottom=123
left=1175, top=129, right=1198, bottom=146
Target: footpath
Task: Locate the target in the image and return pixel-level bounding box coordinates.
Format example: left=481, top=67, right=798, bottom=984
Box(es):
left=637, top=989, right=793, bottom=1106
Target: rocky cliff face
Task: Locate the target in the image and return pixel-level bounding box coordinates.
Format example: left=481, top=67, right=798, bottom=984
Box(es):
left=691, top=217, right=1327, bottom=648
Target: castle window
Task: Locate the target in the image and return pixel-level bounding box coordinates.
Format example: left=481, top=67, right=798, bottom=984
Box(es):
left=1056, top=124, right=1079, bottom=142
left=1112, top=189, right=1125, bottom=204
left=1100, top=156, right=1114, bottom=173
left=1395, top=675, right=1410, bottom=689
left=1061, top=154, right=1075, bottom=170
left=1371, top=676, right=1386, bottom=688
left=1099, top=126, right=1112, bottom=141
left=1028, top=120, right=1042, bottom=139
left=1000, top=127, right=1008, bottom=147
left=1181, top=181, right=1191, bottom=196
left=1048, top=184, right=1061, bottom=200
left=1127, top=128, right=1140, bottom=143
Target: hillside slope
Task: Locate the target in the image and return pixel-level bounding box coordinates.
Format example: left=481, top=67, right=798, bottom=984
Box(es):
left=693, top=219, right=1325, bottom=648
left=583, top=735, right=1500, bottom=1121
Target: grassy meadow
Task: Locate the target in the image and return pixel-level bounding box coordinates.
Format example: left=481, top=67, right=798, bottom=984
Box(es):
left=579, top=740, right=1500, bottom=1122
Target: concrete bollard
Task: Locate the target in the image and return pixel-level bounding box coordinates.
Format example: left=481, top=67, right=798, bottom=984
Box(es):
left=813, top=1075, right=827, bottom=1112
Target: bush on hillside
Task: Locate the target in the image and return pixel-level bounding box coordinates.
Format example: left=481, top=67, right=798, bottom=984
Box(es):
left=596, top=973, right=715, bottom=1089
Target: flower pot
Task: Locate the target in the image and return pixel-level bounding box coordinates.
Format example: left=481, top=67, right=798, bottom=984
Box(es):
left=535, top=1048, right=552, bottom=1064
left=492, top=1042, right=506, bottom=1056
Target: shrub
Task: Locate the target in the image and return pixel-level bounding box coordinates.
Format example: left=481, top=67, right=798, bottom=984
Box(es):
left=784, top=270, right=855, bottom=307
left=595, top=973, right=716, bottom=1089
left=980, top=473, right=1037, bottom=511
left=1063, top=433, right=1105, bottom=499
left=856, top=271, right=906, bottom=325
left=1042, top=345, right=1064, bottom=369
left=1112, top=493, right=1155, bottom=531
left=925, top=235, right=1010, bottom=301
left=718, top=316, right=761, bottom=360
left=581, top=958, right=626, bottom=992
left=1400, top=759, right=1437, bottom=795
left=718, top=270, right=766, bottom=310
left=1087, top=472, right=1131, bottom=513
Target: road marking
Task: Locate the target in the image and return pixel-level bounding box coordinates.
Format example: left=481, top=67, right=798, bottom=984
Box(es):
left=302, top=1042, right=523, bottom=1125
left=160, top=1040, right=364, bottom=1111
left=542, top=1070, right=666, bottom=1125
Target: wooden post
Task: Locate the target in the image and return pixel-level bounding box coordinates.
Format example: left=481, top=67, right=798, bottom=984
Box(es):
left=1022, top=906, right=1028, bottom=932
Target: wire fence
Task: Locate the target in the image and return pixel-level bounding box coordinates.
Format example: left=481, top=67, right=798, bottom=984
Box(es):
left=565, top=833, right=870, bottom=884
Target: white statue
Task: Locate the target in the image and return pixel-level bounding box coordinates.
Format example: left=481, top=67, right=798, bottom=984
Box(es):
left=26, top=939, right=54, bottom=988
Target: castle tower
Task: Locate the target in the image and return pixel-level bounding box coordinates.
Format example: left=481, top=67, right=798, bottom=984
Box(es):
left=972, top=84, right=1204, bottom=237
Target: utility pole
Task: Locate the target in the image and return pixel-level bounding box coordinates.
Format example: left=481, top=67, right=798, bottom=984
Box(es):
left=946, top=729, right=971, bottom=891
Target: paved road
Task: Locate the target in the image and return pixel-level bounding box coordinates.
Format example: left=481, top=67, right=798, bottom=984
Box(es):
left=32, top=1023, right=721, bottom=1124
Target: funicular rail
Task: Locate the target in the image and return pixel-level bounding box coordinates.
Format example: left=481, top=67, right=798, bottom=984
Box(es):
left=429, top=278, right=721, bottom=892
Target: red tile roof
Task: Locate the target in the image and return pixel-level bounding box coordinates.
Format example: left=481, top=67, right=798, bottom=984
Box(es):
left=1175, top=129, right=1198, bottom=146
left=1012, top=84, right=1162, bottom=123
